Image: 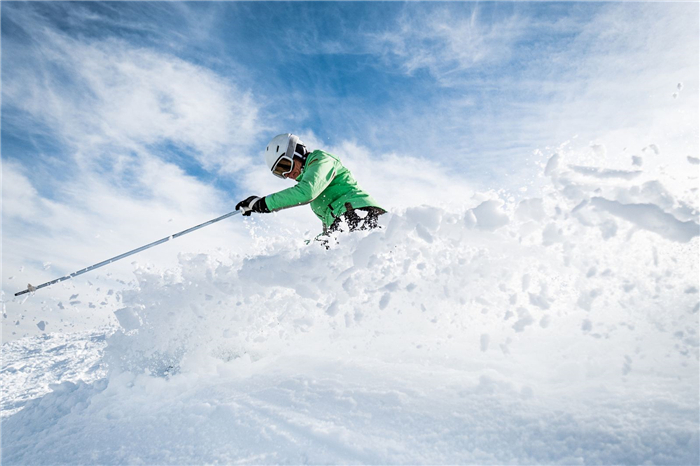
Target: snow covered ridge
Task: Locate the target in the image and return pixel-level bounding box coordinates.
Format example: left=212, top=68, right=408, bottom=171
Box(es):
left=2, top=151, right=699, bottom=464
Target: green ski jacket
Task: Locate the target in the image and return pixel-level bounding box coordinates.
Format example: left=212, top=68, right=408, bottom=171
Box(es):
left=265, top=150, right=382, bottom=227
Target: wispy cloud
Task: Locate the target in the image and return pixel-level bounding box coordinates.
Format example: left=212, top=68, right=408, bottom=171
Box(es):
left=371, top=5, right=529, bottom=86
left=241, top=2, right=696, bottom=188
left=352, top=3, right=699, bottom=186
left=3, top=26, right=259, bottom=175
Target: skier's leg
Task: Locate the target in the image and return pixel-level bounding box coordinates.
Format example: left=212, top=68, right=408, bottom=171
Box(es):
left=354, top=207, right=386, bottom=231
left=343, top=209, right=363, bottom=232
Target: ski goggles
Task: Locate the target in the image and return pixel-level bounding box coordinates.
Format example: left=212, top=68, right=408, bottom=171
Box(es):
left=271, top=155, right=294, bottom=179
left=271, top=135, right=302, bottom=179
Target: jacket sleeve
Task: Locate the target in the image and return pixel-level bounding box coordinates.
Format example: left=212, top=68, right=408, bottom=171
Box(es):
left=265, top=155, right=337, bottom=211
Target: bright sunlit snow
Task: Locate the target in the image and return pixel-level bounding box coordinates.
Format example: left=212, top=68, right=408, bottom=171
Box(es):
left=3, top=152, right=699, bottom=464
left=2, top=2, right=698, bottom=465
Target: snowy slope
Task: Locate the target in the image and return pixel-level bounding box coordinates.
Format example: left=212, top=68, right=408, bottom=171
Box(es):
left=1, top=329, right=107, bottom=418
left=2, top=150, right=699, bottom=464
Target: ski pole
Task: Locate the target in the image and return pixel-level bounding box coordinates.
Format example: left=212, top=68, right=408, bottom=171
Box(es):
left=14, top=210, right=242, bottom=297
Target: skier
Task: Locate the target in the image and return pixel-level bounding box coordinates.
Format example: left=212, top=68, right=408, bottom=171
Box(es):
left=236, top=133, right=385, bottom=242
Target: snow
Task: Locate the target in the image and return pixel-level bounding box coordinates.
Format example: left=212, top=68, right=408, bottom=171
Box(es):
left=569, top=165, right=642, bottom=180
left=113, top=307, right=142, bottom=331
left=1, top=330, right=107, bottom=418
left=590, top=197, right=699, bottom=243
left=643, top=144, right=660, bottom=155
left=515, top=198, right=546, bottom=222
left=2, top=147, right=699, bottom=464
left=5, top=355, right=695, bottom=465
left=544, top=153, right=560, bottom=176
left=471, top=200, right=510, bottom=231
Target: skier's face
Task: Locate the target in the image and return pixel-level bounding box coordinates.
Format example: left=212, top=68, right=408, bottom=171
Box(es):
left=285, top=158, right=303, bottom=180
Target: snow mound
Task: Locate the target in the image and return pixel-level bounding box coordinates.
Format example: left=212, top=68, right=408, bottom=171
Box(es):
left=1, top=330, right=107, bottom=418
left=2, top=149, right=699, bottom=464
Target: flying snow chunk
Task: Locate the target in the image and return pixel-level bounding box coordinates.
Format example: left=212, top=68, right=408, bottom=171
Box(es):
left=515, top=198, right=545, bottom=222
left=642, top=144, right=660, bottom=155
left=114, top=307, right=142, bottom=331
left=569, top=165, right=642, bottom=180
left=326, top=300, right=340, bottom=317
left=480, top=334, right=490, bottom=352
left=632, top=156, right=643, bottom=167
left=542, top=223, right=565, bottom=246
left=529, top=285, right=552, bottom=310
left=522, top=274, right=531, bottom=292
left=544, top=153, right=560, bottom=176
left=513, top=308, right=534, bottom=332
left=582, top=319, right=592, bottom=332
left=687, top=156, right=699, bottom=165
left=591, top=197, right=699, bottom=243
left=415, top=224, right=434, bottom=243
left=379, top=293, right=391, bottom=310
left=577, top=289, right=601, bottom=312
left=472, top=200, right=509, bottom=231
left=36, top=321, right=46, bottom=331
left=589, top=143, right=606, bottom=157
left=464, top=210, right=477, bottom=229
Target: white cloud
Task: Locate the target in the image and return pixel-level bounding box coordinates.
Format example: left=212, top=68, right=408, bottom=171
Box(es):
left=3, top=10, right=259, bottom=174
left=371, top=5, right=528, bottom=85
left=359, top=3, right=698, bottom=189
left=329, top=141, right=477, bottom=212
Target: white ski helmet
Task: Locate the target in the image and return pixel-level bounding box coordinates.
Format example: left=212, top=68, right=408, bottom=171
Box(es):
left=265, top=133, right=307, bottom=179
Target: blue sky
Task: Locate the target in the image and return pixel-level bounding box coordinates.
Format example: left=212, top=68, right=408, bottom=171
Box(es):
left=3, top=2, right=697, bottom=189
left=2, top=2, right=698, bottom=332
left=2, top=2, right=697, bottom=184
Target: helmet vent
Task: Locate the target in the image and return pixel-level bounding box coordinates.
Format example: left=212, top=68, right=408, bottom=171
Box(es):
left=276, top=145, right=280, bottom=152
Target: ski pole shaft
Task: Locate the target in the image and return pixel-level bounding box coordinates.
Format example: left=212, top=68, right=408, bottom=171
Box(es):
left=14, top=210, right=242, bottom=297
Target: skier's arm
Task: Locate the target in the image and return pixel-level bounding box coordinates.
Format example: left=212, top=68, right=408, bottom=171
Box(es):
left=265, top=155, right=337, bottom=211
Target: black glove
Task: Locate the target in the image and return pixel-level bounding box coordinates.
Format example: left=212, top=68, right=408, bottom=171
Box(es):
left=236, top=196, right=270, bottom=216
